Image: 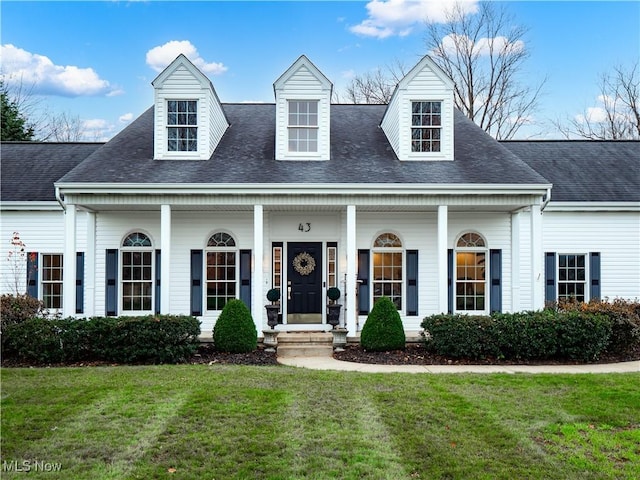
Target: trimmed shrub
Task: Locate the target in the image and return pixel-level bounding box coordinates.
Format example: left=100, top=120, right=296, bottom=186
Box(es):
left=2, top=315, right=200, bottom=364
left=213, top=299, right=257, bottom=353
left=559, top=299, right=640, bottom=354
left=421, top=314, right=496, bottom=359
left=1, top=294, right=43, bottom=329
left=360, top=296, right=405, bottom=351
left=555, top=311, right=612, bottom=361
left=2, top=317, right=64, bottom=363
left=491, top=310, right=559, bottom=360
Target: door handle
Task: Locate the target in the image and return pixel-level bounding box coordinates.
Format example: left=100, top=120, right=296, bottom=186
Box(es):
left=288, top=286, right=292, bottom=300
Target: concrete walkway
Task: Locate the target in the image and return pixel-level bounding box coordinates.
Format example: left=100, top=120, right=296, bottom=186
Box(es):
left=277, top=355, right=640, bottom=374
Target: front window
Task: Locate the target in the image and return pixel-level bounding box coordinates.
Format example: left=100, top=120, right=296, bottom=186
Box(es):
left=206, top=232, right=237, bottom=311
left=455, top=232, right=487, bottom=312
left=372, top=233, right=403, bottom=310
left=121, top=232, right=153, bottom=312
left=167, top=100, right=197, bottom=151
left=558, top=254, right=586, bottom=302
left=41, top=254, right=63, bottom=309
left=411, top=101, right=441, bottom=152
left=288, top=100, right=318, bottom=152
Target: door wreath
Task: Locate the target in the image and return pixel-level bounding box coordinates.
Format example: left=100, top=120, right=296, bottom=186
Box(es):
left=292, top=252, right=316, bottom=276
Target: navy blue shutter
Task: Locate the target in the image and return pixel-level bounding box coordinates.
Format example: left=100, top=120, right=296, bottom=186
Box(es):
left=155, top=250, right=161, bottom=314
left=545, top=252, right=556, bottom=303
left=357, top=249, right=370, bottom=315
left=76, top=252, right=84, bottom=314
left=105, top=249, right=118, bottom=316
left=406, top=250, right=418, bottom=316
left=239, top=249, right=252, bottom=310
left=27, top=252, right=38, bottom=299
left=589, top=252, right=601, bottom=301
left=447, top=249, right=453, bottom=313
left=190, top=250, right=203, bottom=316
left=489, top=249, right=502, bottom=313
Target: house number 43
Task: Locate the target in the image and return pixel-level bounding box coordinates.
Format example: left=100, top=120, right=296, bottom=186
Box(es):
left=298, top=223, right=311, bottom=232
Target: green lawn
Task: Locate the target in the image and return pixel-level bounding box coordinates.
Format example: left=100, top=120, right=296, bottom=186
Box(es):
left=1, top=365, right=638, bottom=479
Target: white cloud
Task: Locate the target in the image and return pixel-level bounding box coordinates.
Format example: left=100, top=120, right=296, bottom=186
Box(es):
left=146, top=40, right=227, bottom=74
left=81, top=118, right=116, bottom=142
left=119, top=112, right=134, bottom=123
left=350, top=0, right=479, bottom=39
left=0, top=44, right=116, bottom=97
left=438, top=33, right=524, bottom=56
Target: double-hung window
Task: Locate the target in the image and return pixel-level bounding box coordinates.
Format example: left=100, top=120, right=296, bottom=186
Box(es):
left=41, top=254, right=63, bottom=309
left=558, top=254, right=586, bottom=302
left=455, top=232, right=487, bottom=312
left=121, top=232, right=153, bottom=312
left=372, top=233, right=403, bottom=310
left=167, top=100, right=197, bottom=151
left=288, top=100, right=318, bottom=152
left=206, top=232, right=237, bottom=311
left=411, top=101, right=441, bottom=152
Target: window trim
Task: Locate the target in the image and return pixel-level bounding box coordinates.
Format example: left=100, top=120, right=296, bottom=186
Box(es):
left=454, top=232, right=488, bottom=314
left=371, top=232, right=404, bottom=312
left=40, top=253, right=63, bottom=311
left=205, top=231, right=239, bottom=312
left=287, top=99, right=319, bottom=155
left=166, top=99, right=198, bottom=153
left=556, top=253, right=589, bottom=303
left=120, top=231, right=154, bottom=314
left=409, top=99, right=444, bottom=158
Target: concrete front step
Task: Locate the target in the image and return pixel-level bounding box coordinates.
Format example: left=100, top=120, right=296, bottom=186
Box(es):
left=277, top=344, right=334, bottom=358
left=277, top=332, right=333, bottom=345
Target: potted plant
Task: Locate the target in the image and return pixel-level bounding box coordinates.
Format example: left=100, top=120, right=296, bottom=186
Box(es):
left=265, top=288, right=281, bottom=330
left=326, top=287, right=342, bottom=329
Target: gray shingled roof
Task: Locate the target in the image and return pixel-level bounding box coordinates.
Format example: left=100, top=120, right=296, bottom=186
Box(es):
left=502, top=140, right=640, bottom=202
left=1, top=142, right=102, bottom=201
left=58, top=104, right=549, bottom=186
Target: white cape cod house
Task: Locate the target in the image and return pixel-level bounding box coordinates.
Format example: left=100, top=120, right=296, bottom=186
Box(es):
left=2, top=54, right=639, bottom=339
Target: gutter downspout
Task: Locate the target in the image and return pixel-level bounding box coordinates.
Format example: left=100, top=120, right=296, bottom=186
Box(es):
left=55, top=186, right=66, bottom=212
left=541, top=186, right=552, bottom=212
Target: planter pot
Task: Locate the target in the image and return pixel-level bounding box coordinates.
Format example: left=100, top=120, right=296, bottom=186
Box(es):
left=265, top=304, right=280, bottom=330
left=326, top=303, right=342, bottom=329
left=331, top=327, right=348, bottom=350
left=262, top=330, right=279, bottom=352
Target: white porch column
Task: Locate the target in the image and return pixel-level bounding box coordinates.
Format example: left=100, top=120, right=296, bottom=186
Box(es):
left=346, top=205, right=357, bottom=335
left=160, top=205, right=171, bottom=314
left=85, top=211, right=96, bottom=317
left=437, top=205, right=448, bottom=313
left=530, top=203, right=544, bottom=310
left=62, top=204, right=77, bottom=317
left=253, top=205, right=264, bottom=334
left=510, top=211, right=521, bottom=313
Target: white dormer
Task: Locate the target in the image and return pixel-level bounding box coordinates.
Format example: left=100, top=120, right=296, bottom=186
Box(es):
left=381, top=55, right=455, bottom=161
left=273, top=55, right=333, bottom=161
left=152, top=54, right=229, bottom=160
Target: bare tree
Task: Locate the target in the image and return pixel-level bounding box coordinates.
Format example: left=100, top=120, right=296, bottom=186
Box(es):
left=555, top=63, right=639, bottom=140
left=425, top=2, right=544, bottom=139
left=42, top=111, right=86, bottom=142
left=342, top=60, right=408, bottom=104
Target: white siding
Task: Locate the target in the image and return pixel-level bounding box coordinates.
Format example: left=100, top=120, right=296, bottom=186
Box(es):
left=542, top=211, right=640, bottom=300
left=274, top=62, right=332, bottom=161
left=381, top=58, right=455, bottom=161
left=153, top=61, right=228, bottom=160
left=0, top=209, right=87, bottom=297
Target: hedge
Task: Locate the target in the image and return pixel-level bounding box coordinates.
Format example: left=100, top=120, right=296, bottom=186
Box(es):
left=2, top=315, right=201, bottom=364
left=422, top=302, right=639, bottom=362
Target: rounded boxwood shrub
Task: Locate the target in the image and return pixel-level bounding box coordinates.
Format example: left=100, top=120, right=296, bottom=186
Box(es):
left=213, top=299, right=257, bottom=353
left=360, top=296, right=405, bottom=351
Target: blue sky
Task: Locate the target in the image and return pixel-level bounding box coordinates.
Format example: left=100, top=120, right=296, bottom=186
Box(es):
left=1, top=0, right=638, bottom=140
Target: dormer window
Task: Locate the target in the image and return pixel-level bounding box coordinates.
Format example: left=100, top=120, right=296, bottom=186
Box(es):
left=167, top=100, right=198, bottom=152
left=288, top=100, right=318, bottom=152
left=411, top=101, right=441, bottom=152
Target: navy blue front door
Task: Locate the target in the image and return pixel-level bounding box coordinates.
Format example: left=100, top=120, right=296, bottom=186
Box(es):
left=287, top=242, right=322, bottom=324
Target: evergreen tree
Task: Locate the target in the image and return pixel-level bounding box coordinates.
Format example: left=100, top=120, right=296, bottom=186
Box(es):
left=1, top=80, right=35, bottom=141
